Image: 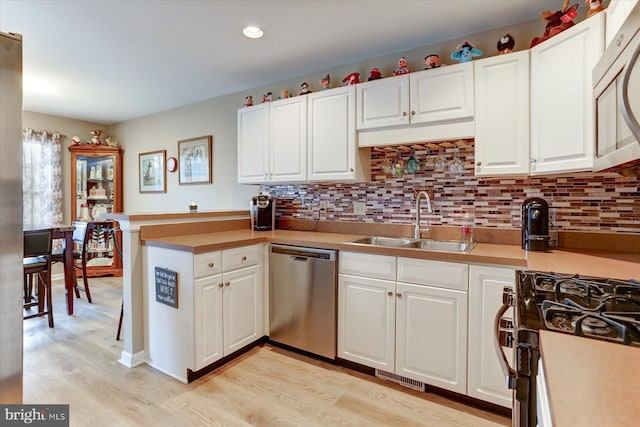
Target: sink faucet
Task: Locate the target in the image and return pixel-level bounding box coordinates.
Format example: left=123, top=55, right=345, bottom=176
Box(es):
left=414, top=190, right=433, bottom=239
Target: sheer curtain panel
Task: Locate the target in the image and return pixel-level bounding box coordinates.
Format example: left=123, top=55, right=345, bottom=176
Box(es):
left=23, top=129, right=64, bottom=228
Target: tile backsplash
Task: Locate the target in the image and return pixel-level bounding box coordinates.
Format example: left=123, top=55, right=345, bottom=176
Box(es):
left=261, top=140, right=640, bottom=233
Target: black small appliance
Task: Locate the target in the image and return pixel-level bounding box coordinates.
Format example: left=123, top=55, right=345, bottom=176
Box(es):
left=521, top=197, right=550, bottom=251
left=250, top=194, right=275, bottom=231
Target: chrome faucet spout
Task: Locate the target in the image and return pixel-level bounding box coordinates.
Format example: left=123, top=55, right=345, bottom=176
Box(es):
left=414, top=190, right=433, bottom=239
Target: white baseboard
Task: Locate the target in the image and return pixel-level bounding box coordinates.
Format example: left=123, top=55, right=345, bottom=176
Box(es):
left=119, top=350, right=145, bottom=368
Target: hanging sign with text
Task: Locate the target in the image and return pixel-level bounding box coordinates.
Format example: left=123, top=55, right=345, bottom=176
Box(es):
left=155, top=267, right=178, bottom=308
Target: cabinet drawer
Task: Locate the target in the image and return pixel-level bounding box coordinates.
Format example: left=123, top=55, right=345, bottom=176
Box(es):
left=222, top=245, right=260, bottom=272
left=397, top=257, right=468, bottom=291
left=194, top=251, right=222, bottom=278
left=339, top=251, right=396, bottom=280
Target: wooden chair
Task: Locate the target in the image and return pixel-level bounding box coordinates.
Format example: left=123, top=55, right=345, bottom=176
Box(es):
left=52, top=221, right=93, bottom=303
left=23, top=229, right=54, bottom=327
left=109, top=226, right=124, bottom=341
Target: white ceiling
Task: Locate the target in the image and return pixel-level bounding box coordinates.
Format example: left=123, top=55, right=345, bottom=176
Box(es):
left=0, top=0, right=562, bottom=125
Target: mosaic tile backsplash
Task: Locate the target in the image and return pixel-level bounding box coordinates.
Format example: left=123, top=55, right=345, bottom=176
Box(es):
left=261, top=140, right=640, bottom=233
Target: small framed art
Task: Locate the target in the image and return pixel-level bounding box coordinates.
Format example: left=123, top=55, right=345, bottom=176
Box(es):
left=178, top=135, right=212, bottom=185
left=139, top=150, right=166, bottom=193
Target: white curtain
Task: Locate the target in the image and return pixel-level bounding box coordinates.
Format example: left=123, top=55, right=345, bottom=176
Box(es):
left=23, top=129, right=64, bottom=228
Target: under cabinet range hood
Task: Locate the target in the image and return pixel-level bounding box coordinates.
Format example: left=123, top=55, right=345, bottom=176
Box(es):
left=593, top=2, right=640, bottom=175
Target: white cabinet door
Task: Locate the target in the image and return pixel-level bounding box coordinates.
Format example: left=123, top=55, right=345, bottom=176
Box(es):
left=194, top=274, right=224, bottom=371
left=468, top=265, right=515, bottom=408
left=307, top=86, right=360, bottom=181
left=222, top=264, right=263, bottom=356
left=395, top=282, right=468, bottom=394
left=474, top=51, right=530, bottom=176
left=237, top=104, right=269, bottom=183
left=410, top=63, right=474, bottom=125
left=269, top=96, right=307, bottom=182
left=530, top=14, right=604, bottom=174
left=356, top=74, right=410, bottom=130
left=338, top=274, right=396, bottom=371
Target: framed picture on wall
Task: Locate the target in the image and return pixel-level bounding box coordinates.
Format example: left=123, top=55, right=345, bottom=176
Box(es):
left=138, top=150, right=166, bottom=193
left=178, top=135, right=213, bottom=185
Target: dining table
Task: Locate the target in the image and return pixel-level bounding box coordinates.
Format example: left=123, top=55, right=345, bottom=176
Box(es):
left=24, top=224, right=77, bottom=315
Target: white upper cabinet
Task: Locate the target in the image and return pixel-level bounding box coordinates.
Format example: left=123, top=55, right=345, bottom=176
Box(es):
left=356, top=74, right=410, bottom=130
left=474, top=50, right=530, bottom=176
left=237, top=97, right=307, bottom=184
left=530, top=13, right=604, bottom=174
left=269, top=96, right=308, bottom=182
left=307, top=86, right=370, bottom=181
left=409, top=62, right=474, bottom=125
left=357, top=63, right=475, bottom=147
left=237, top=103, right=269, bottom=183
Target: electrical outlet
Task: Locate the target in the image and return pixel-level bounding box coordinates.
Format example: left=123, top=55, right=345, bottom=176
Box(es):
left=354, top=201, right=366, bottom=216
left=319, top=201, right=327, bottom=213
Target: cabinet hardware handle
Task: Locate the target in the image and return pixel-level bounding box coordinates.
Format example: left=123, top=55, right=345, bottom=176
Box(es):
left=225, top=282, right=230, bottom=287
left=530, top=158, right=537, bottom=163
left=396, top=293, right=402, bottom=298
left=218, top=283, right=224, bottom=288
left=241, top=256, right=247, bottom=261
left=411, top=110, right=416, bottom=116
left=349, top=168, right=354, bottom=172
left=476, top=161, right=482, bottom=166
left=387, top=291, right=393, bottom=296
left=402, top=111, right=407, bottom=117
left=208, top=262, right=214, bottom=268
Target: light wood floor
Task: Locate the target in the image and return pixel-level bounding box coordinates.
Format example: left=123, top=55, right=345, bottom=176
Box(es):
left=23, top=276, right=510, bottom=426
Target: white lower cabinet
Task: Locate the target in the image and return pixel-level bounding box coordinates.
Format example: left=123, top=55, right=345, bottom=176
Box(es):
left=145, top=244, right=264, bottom=382
left=467, top=265, right=515, bottom=408
left=338, top=252, right=468, bottom=394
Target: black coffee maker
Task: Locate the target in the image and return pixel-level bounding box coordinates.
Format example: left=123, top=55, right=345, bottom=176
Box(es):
left=250, top=194, right=275, bottom=231
left=521, top=197, right=551, bottom=251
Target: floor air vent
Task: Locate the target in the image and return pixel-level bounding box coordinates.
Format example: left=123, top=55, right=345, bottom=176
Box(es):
left=375, top=369, right=426, bottom=392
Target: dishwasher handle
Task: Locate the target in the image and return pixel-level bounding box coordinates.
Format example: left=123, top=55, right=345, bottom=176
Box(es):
left=270, top=244, right=336, bottom=261
left=291, top=256, right=309, bottom=262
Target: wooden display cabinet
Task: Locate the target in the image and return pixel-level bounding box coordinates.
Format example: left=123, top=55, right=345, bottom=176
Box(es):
left=69, top=144, right=123, bottom=277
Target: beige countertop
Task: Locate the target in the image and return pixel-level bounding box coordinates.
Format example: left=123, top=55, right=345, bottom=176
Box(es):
left=540, top=330, right=640, bottom=427
left=142, top=228, right=640, bottom=279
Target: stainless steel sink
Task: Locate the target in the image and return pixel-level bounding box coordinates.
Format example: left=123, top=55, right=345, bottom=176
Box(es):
left=349, top=236, right=476, bottom=253
left=407, top=239, right=476, bottom=253
left=349, top=236, right=417, bottom=247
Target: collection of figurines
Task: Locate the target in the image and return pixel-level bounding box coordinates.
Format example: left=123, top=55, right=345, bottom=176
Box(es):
left=70, top=130, right=119, bottom=147
left=243, top=0, right=605, bottom=107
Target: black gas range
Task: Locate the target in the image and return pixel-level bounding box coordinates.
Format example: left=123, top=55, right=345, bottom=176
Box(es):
left=496, top=271, right=640, bottom=427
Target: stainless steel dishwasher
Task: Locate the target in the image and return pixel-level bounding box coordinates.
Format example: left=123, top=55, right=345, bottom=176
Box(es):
left=269, top=244, right=337, bottom=360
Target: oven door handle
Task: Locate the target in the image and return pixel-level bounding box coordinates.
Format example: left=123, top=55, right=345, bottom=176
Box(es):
left=494, top=300, right=517, bottom=388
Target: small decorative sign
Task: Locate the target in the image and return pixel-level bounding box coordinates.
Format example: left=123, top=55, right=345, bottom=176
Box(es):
left=155, top=267, right=178, bottom=308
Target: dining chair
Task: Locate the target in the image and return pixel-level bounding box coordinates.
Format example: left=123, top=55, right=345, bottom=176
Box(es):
left=109, top=225, right=124, bottom=341
left=23, top=229, right=54, bottom=327
left=52, top=221, right=93, bottom=303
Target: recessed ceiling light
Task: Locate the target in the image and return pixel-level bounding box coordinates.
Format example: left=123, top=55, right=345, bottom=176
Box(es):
left=242, top=26, right=264, bottom=39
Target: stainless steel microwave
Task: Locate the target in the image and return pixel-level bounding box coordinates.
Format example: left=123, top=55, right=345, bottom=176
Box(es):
left=593, top=2, right=640, bottom=174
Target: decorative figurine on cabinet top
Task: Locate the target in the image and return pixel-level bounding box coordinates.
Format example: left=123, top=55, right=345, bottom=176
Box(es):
left=585, top=0, right=604, bottom=18
left=105, top=136, right=119, bottom=147
left=299, top=82, right=312, bottom=95
left=367, top=67, right=383, bottom=81
left=319, top=74, right=331, bottom=90
left=451, top=42, right=483, bottom=63
left=342, top=72, right=361, bottom=85
left=90, top=129, right=103, bottom=145
left=424, top=54, right=446, bottom=69
left=279, top=89, right=292, bottom=99
left=393, top=56, right=411, bottom=75
left=71, top=135, right=83, bottom=145
left=261, top=92, right=272, bottom=103
left=530, top=0, right=578, bottom=47
left=497, top=34, right=516, bottom=54
left=244, top=95, right=253, bottom=107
